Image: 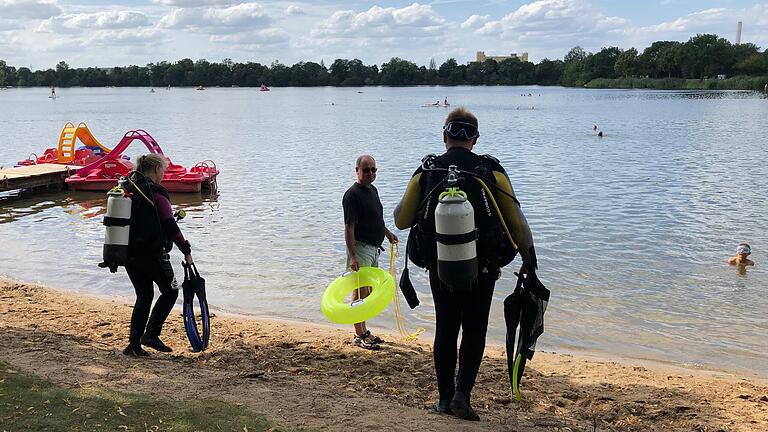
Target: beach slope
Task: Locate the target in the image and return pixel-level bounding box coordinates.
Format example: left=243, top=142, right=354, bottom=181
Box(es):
left=1, top=280, right=766, bottom=431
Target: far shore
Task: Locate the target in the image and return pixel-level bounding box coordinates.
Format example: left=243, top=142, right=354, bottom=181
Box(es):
left=3, top=80, right=767, bottom=91
left=1, top=278, right=766, bottom=431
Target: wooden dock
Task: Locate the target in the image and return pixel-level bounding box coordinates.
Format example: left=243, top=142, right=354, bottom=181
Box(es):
left=0, top=164, right=76, bottom=193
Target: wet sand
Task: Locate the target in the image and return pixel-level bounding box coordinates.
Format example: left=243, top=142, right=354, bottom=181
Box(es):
left=1, top=279, right=766, bottom=431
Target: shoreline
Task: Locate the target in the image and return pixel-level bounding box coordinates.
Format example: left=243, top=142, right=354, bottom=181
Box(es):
left=2, top=273, right=765, bottom=384
left=1, top=278, right=766, bottom=431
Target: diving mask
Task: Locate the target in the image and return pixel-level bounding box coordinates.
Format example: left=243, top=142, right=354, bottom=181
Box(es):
left=443, top=121, right=479, bottom=140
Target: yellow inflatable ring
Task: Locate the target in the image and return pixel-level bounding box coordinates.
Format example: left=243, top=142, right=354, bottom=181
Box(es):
left=321, top=267, right=396, bottom=325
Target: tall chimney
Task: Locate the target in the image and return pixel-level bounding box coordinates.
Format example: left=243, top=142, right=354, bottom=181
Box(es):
left=736, top=21, right=742, bottom=44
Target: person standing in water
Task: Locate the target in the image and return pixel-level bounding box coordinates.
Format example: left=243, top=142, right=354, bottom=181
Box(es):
left=342, top=154, right=398, bottom=350
left=122, top=154, right=194, bottom=357
left=728, top=243, right=754, bottom=267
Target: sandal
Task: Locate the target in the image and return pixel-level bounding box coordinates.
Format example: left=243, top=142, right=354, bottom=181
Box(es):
left=354, top=332, right=380, bottom=350
left=361, top=330, right=384, bottom=344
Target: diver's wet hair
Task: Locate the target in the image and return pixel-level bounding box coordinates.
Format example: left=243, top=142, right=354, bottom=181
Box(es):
left=444, top=107, right=479, bottom=141
left=136, top=154, right=168, bottom=174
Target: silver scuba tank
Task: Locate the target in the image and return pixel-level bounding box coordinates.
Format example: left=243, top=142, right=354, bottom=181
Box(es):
left=435, top=166, right=478, bottom=287
left=100, top=182, right=132, bottom=272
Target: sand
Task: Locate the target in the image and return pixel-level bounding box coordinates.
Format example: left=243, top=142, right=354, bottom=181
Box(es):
left=1, top=279, right=766, bottom=431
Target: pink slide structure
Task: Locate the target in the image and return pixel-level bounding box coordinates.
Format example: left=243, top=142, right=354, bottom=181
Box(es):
left=66, top=129, right=218, bottom=193
left=75, top=129, right=162, bottom=177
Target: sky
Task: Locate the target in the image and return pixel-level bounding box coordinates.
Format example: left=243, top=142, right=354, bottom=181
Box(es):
left=0, top=0, right=766, bottom=69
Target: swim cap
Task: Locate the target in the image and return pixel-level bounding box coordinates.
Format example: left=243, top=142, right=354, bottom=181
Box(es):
left=736, top=244, right=751, bottom=255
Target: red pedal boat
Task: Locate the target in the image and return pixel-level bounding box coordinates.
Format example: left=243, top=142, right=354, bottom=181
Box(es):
left=65, top=130, right=218, bottom=193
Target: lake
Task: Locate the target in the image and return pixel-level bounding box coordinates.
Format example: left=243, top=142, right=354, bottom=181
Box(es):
left=1, top=86, right=766, bottom=376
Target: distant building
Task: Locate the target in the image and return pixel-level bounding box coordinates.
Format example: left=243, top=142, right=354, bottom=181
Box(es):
left=475, top=51, right=529, bottom=63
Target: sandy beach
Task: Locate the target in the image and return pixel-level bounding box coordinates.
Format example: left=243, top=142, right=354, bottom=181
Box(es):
left=1, top=279, right=766, bottom=431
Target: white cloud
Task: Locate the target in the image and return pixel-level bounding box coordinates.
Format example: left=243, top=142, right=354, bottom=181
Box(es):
left=159, top=2, right=271, bottom=32
left=637, top=8, right=727, bottom=35
left=285, top=5, right=304, bottom=16
left=88, top=28, right=166, bottom=46
left=313, top=3, right=444, bottom=38
left=0, top=19, right=25, bottom=30
left=477, top=0, right=626, bottom=39
left=461, top=14, right=489, bottom=30
left=154, top=0, right=235, bottom=6
left=36, top=11, right=150, bottom=33
left=210, top=27, right=287, bottom=45
left=0, top=0, right=61, bottom=19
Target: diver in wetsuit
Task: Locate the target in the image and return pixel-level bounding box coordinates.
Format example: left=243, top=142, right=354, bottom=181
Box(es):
left=394, top=107, right=536, bottom=421
left=123, top=154, right=193, bottom=357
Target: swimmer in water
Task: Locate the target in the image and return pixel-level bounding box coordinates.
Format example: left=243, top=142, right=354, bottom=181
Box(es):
left=728, top=243, right=754, bottom=267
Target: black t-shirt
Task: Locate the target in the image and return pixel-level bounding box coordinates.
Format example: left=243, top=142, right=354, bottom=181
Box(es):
left=342, top=182, right=386, bottom=247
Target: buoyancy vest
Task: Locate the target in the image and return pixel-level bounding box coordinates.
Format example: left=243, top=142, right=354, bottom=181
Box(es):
left=409, top=151, right=517, bottom=272
left=125, top=174, right=171, bottom=258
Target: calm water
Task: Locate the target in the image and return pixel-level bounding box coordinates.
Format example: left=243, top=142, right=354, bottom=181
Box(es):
left=1, top=86, right=767, bottom=376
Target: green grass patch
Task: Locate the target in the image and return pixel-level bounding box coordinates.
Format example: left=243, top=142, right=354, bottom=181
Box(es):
left=0, top=361, right=299, bottom=432
left=584, top=76, right=768, bottom=90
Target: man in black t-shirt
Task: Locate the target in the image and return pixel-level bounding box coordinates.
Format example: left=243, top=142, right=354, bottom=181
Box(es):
left=342, top=154, right=398, bottom=350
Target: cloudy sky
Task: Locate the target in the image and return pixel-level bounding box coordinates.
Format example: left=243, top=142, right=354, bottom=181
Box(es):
left=1, top=0, right=766, bottom=69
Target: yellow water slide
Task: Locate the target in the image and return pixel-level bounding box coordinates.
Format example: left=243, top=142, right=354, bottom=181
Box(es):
left=57, top=122, right=111, bottom=163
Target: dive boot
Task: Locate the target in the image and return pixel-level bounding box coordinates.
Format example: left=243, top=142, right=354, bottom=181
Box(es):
left=450, top=392, right=480, bottom=421
left=141, top=335, right=173, bottom=352
left=433, top=399, right=452, bottom=414
left=123, top=344, right=150, bottom=357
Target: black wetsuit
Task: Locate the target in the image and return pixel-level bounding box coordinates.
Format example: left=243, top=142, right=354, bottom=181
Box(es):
left=124, top=176, right=190, bottom=348
left=394, top=147, right=535, bottom=404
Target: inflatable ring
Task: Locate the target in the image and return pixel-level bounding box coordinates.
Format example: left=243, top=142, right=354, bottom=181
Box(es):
left=321, top=267, right=396, bottom=324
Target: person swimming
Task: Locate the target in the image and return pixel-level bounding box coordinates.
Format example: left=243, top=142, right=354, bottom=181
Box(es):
left=728, top=243, right=754, bottom=267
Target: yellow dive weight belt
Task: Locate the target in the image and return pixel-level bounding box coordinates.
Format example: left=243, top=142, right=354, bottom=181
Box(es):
left=321, top=267, right=396, bottom=325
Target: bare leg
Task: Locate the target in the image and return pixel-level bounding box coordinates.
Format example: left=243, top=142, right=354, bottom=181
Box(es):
left=352, top=287, right=372, bottom=336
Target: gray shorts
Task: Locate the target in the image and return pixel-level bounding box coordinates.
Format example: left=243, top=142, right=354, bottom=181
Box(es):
left=347, top=241, right=381, bottom=269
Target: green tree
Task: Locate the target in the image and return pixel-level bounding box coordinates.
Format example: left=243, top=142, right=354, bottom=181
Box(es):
left=329, top=59, right=349, bottom=85
left=639, top=41, right=681, bottom=77
left=55, top=61, right=73, bottom=86
left=614, top=48, right=639, bottom=77
left=16, top=67, right=31, bottom=86
left=534, top=59, right=564, bottom=85
left=736, top=51, right=768, bottom=75
left=380, top=57, right=420, bottom=85
left=0, top=60, right=7, bottom=86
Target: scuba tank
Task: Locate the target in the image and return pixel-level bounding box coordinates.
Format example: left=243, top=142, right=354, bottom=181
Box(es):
left=99, top=181, right=132, bottom=273
left=435, top=165, right=478, bottom=288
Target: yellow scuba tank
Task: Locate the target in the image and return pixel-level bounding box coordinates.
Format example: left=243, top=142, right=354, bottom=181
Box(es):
left=434, top=165, right=478, bottom=287
left=100, top=182, right=132, bottom=272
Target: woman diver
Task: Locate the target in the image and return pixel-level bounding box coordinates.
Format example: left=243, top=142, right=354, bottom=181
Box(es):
left=123, top=154, right=193, bottom=357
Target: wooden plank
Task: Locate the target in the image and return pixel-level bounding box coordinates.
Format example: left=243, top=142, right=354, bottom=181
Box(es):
left=0, top=164, right=76, bottom=178
left=0, top=164, right=76, bottom=192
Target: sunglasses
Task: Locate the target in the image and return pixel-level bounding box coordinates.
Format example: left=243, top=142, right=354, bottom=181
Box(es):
left=358, top=167, right=377, bottom=174
left=443, top=121, right=479, bottom=140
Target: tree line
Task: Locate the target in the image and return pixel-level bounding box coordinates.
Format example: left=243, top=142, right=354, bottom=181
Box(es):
left=1, top=34, right=766, bottom=89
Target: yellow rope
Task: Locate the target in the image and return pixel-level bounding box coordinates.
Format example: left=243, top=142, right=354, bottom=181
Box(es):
left=476, top=178, right=517, bottom=251
left=390, top=242, right=424, bottom=342
left=126, top=175, right=155, bottom=207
